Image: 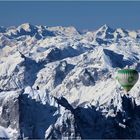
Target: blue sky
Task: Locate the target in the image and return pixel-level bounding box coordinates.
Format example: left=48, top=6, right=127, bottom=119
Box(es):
left=0, top=1, right=140, bottom=30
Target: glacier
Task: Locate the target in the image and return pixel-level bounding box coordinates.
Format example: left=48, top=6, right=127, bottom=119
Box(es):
left=0, top=23, right=140, bottom=139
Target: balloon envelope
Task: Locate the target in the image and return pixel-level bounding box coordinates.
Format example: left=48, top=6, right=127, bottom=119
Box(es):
left=117, top=69, right=139, bottom=92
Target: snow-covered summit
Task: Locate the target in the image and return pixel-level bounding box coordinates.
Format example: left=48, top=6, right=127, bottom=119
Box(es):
left=96, top=24, right=115, bottom=34
left=18, top=23, right=34, bottom=32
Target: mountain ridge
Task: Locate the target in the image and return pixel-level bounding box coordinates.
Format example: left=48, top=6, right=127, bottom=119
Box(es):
left=0, top=24, right=140, bottom=139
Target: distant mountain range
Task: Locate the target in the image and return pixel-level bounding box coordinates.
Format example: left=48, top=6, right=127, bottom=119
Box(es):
left=0, top=23, right=140, bottom=139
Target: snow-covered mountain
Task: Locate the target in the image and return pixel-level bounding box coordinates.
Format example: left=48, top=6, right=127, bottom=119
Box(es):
left=0, top=23, right=140, bottom=139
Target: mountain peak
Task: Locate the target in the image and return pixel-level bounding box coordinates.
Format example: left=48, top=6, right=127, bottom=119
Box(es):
left=18, top=23, right=36, bottom=32
left=95, top=24, right=115, bottom=39
left=97, top=24, right=115, bottom=33
left=100, top=24, right=109, bottom=29
left=0, top=26, right=6, bottom=33
left=116, top=28, right=128, bottom=34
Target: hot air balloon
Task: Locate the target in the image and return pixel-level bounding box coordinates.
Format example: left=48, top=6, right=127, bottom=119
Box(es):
left=117, top=69, right=139, bottom=93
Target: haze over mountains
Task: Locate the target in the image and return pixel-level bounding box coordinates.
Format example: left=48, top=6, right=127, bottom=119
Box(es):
left=0, top=23, right=140, bottom=139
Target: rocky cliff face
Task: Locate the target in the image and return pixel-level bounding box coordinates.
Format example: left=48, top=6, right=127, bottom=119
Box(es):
left=1, top=89, right=140, bottom=139
left=0, top=91, right=20, bottom=138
